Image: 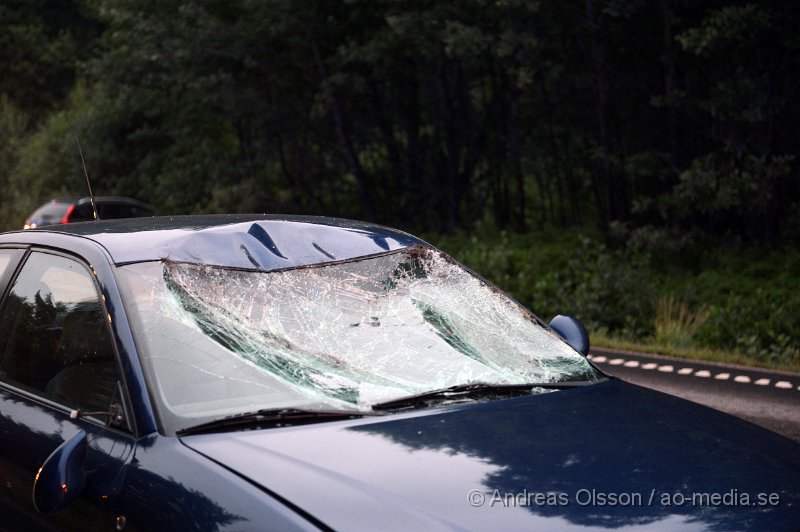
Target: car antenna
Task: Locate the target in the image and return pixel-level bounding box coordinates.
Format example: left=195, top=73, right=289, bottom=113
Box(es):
left=75, top=133, right=99, bottom=221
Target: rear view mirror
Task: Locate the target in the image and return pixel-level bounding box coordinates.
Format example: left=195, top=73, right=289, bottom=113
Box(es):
left=549, top=315, right=590, bottom=356
left=33, top=430, right=88, bottom=513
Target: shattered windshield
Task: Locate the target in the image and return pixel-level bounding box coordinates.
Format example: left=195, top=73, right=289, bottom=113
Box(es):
left=117, top=246, right=599, bottom=433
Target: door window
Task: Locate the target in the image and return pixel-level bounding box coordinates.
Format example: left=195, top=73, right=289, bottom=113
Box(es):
left=0, top=252, right=120, bottom=414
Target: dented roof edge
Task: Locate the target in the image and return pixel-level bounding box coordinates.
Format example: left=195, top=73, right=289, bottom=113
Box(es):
left=34, top=214, right=427, bottom=271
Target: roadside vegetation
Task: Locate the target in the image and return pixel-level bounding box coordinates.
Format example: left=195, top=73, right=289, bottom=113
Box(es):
left=0, top=2, right=797, bottom=371
left=435, top=229, right=800, bottom=372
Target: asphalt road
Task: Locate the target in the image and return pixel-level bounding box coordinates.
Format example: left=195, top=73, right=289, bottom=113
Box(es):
left=588, top=347, right=800, bottom=443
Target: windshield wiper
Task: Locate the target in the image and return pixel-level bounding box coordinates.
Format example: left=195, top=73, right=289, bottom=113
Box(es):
left=371, top=380, right=602, bottom=412
left=177, top=381, right=606, bottom=434
left=177, top=408, right=376, bottom=436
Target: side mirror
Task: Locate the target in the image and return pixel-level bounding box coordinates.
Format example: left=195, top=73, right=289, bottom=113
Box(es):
left=33, top=430, right=88, bottom=513
left=549, top=315, right=590, bottom=356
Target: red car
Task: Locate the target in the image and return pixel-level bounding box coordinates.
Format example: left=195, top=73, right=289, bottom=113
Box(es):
left=23, top=196, right=154, bottom=229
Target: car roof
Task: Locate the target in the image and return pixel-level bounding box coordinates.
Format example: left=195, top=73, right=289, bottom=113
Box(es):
left=24, top=214, right=424, bottom=270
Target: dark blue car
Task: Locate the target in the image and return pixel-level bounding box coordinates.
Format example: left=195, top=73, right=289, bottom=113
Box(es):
left=0, top=215, right=798, bottom=530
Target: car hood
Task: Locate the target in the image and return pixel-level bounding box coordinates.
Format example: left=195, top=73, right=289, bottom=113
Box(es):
left=182, top=379, right=800, bottom=531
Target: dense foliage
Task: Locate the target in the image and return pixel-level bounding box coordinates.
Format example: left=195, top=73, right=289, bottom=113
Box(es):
left=0, top=1, right=797, bottom=366
left=1, top=0, right=798, bottom=242
left=436, top=231, right=800, bottom=369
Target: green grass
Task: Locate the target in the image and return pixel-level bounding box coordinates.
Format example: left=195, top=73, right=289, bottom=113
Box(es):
left=653, top=295, right=710, bottom=349
left=590, top=334, right=800, bottom=373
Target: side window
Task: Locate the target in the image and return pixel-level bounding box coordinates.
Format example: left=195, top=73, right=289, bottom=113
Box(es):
left=0, top=252, right=120, bottom=414
left=98, top=202, right=122, bottom=219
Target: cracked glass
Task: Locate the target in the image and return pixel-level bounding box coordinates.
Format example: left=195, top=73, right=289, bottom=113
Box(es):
left=117, top=246, right=599, bottom=433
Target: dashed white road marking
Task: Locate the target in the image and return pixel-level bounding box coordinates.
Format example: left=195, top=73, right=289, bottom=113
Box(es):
left=590, top=354, right=798, bottom=392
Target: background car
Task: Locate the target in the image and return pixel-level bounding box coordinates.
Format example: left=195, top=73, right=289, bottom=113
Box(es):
left=23, top=196, right=154, bottom=229
left=0, top=215, right=798, bottom=530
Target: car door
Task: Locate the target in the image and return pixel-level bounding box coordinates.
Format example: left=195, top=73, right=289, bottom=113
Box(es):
left=0, top=248, right=136, bottom=530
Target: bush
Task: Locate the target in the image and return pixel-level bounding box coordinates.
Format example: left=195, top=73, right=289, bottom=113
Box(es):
left=530, top=237, right=656, bottom=339
left=435, top=231, right=656, bottom=340
left=697, top=288, right=800, bottom=367
left=436, top=229, right=800, bottom=369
